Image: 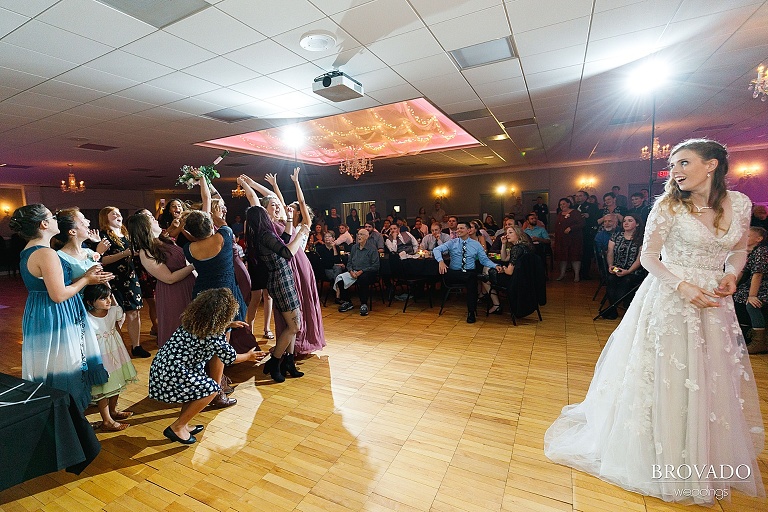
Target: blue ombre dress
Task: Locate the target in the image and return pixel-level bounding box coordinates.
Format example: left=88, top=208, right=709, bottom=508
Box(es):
left=20, top=246, right=108, bottom=411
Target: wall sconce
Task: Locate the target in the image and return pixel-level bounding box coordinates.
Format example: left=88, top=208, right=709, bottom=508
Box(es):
left=2, top=205, right=10, bottom=216
left=435, top=187, right=449, bottom=200
left=578, top=177, right=597, bottom=193
left=736, top=165, right=761, bottom=187
left=495, top=185, right=516, bottom=195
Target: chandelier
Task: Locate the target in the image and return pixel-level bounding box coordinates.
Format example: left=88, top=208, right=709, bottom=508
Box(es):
left=749, top=65, right=767, bottom=101
left=61, top=164, right=85, bottom=193
left=339, top=150, right=373, bottom=180
left=640, top=137, right=670, bottom=160
left=231, top=183, right=246, bottom=198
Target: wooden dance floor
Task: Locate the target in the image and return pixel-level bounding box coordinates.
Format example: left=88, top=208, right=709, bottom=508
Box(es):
left=0, top=275, right=766, bottom=511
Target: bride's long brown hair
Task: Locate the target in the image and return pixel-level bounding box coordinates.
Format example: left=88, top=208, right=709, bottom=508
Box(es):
left=658, top=139, right=729, bottom=233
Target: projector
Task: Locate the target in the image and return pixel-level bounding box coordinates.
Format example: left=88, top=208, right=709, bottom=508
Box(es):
left=312, top=71, right=364, bottom=102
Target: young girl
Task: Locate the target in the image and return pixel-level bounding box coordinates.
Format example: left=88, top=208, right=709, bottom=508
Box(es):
left=83, top=284, right=138, bottom=431
left=149, top=288, right=266, bottom=444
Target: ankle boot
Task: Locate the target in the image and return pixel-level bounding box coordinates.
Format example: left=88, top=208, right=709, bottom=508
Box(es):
left=263, top=354, right=285, bottom=383
left=280, top=353, right=304, bottom=378
left=747, top=328, right=767, bottom=355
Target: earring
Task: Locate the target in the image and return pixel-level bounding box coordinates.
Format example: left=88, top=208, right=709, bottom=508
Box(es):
left=707, top=172, right=711, bottom=178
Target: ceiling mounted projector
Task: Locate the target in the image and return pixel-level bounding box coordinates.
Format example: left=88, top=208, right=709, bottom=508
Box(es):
left=312, top=71, right=364, bottom=102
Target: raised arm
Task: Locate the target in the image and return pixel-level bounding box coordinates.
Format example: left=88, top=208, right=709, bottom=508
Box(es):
left=264, top=173, right=288, bottom=210
left=240, top=174, right=273, bottom=199
left=289, top=167, right=312, bottom=226
left=196, top=170, right=212, bottom=214
left=238, top=175, right=259, bottom=207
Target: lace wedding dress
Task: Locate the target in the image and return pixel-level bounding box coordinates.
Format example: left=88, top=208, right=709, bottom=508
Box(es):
left=544, top=191, right=765, bottom=505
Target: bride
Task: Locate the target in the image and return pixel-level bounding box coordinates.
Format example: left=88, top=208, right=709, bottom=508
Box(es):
left=544, top=139, right=764, bottom=505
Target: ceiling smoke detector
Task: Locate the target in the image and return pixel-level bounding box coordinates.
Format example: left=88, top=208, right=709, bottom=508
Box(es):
left=300, top=32, right=336, bottom=52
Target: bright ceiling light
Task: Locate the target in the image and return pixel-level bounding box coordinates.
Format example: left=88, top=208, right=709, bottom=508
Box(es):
left=628, top=58, right=668, bottom=94
left=282, top=126, right=304, bottom=148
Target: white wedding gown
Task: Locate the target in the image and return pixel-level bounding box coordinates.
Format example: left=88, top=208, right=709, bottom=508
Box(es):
left=544, top=191, right=765, bottom=505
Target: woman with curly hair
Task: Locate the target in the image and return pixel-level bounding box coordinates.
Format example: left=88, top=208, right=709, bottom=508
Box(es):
left=545, top=139, right=764, bottom=505
left=149, top=288, right=266, bottom=444
left=601, top=213, right=645, bottom=320
left=99, top=207, right=146, bottom=357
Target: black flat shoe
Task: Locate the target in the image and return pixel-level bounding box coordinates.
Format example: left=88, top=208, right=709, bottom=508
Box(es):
left=467, top=311, right=476, bottom=324
left=189, top=425, right=204, bottom=436
left=163, top=426, right=196, bottom=445
left=132, top=345, right=151, bottom=358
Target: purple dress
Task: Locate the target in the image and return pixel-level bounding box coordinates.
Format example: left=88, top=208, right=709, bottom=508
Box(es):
left=273, top=222, right=326, bottom=354
left=156, top=241, right=195, bottom=347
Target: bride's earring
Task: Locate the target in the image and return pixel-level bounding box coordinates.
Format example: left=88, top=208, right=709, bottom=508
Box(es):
left=707, top=172, right=711, bottom=178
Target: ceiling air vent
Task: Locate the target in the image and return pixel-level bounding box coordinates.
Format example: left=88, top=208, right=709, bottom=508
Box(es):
left=693, top=124, right=734, bottom=132
left=451, top=108, right=491, bottom=122
left=502, top=117, right=536, bottom=128
left=78, top=143, right=118, bottom=151
left=202, top=108, right=256, bottom=124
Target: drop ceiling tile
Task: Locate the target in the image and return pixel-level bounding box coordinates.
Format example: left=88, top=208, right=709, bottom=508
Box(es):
left=56, top=67, right=139, bottom=94
left=474, top=76, right=527, bottom=97
left=0, top=7, right=28, bottom=38
left=64, top=103, right=126, bottom=121
left=164, top=6, right=265, bottom=54
left=331, top=0, right=423, bottom=46
left=225, top=39, right=307, bottom=74
left=148, top=72, right=220, bottom=97
left=7, top=91, right=82, bottom=112
left=0, top=85, right=21, bottom=102
left=311, top=0, right=376, bottom=16
left=164, top=97, right=225, bottom=115
left=462, top=59, right=523, bottom=86
left=0, top=42, right=79, bottom=77
left=590, top=1, right=677, bottom=40
left=491, top=101, right=535, bottom=120
left=233, top=99, right=284, bottom=117
left=3, top=19, right=112, bottom=64
left=293, top=102, right=344, bottom=118
left=117, top=84, right=186, bottom=105
left=392, top=53, right=457, bottom=82
left=86, top=50, right=174, bottom=82
left=272, top=17, right=360, bottom=60
left=89, top=95, right=155, bottom=114
left=37, top=0, right=154, bottom=48
left=194, top=88, right=255, bottom=108
left=430, top=6, right=511, bottom=51
left=520, top=44, right=586, bottom=75
left=441, top=98, right=487, bottom=114
left=33, top=111, right=103, bottom=129
left=368, top=28, right=443, bottom=66
left=505, top=0, right=593, bottom=33
left=483, top=90, right=530, bottom=107
left=584, top=26, right=666, bottom=65
left=0, top=0, right=57, bottom=17
left=230, top=76, right=294, bottom=99
left=0, top=66, right=48, bottom=89
left=365, top=83, right=420, bottom=104
left=267, top=90, right=323, bottom=110
left=312, top=47, right=387, bottom=76
left=673, top=0, right=760, bottom=21
left=132, top=106, right=192, bottom=122
left=269, top=62, right=327, bottom=90
left=0, top=101, right=58, bottom=119
left=354, top=67, right=407, bottom=92
left=29, top=80, right=107, bottom=103
left=410, top=0, right=499, bottom=25
left=183, top=57, right=260, bottom=87
left=122, top=31, right=216, bottom=70
left=515, top=17, right=590, bottom=57
left=218, top=0, right=325, bottom=38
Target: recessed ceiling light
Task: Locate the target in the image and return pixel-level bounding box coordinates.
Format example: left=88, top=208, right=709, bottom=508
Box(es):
left=449, top=36, right=516, bottom=70
left=483, top=156, right=495, bottom=159
left=487, top=134, right=508, bottom=141
left=0, top=163, right=6, bottom=167
left=95, top=0, right=210, bottom=28
left=300, top=32, right=336, bottom=52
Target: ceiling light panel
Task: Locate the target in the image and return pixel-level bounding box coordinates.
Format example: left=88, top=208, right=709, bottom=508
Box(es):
left=449, top=36, right=516, bottom=70
left=95, top=0, right=211, bottom=29
left=430, top=5, right=511, bottom=52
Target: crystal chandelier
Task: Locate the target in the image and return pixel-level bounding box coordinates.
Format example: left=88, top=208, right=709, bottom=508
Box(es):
left=61, top=164, right=85, bottom=193
left=640, top=137, right=670, bottom=160
left=749, top=65, right=767, bottom=101
left=231, top=183, right=246, bottom=198
left=339, top=149, right=373, bottom=180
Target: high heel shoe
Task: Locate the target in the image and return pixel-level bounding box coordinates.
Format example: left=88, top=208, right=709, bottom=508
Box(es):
left=488, top=304, right=502, bottom=315
left=280, top=353, right=304, bottom=378
left=263, top=354, right=285, bottom=383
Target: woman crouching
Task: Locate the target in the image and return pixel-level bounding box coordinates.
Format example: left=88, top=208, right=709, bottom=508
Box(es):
left=149, top=288, right=265, bottom=444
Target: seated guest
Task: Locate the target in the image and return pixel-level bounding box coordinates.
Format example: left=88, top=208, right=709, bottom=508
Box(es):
left=483, top=215, right=500, bottom=234
left=334, top=223, right=354, bottom=251
left=315, top=232, right=344, bottom=284
left=523, top=212, right=550, bottom=244
left=149, top=288, right=266, bottom=444
left=627, top=192, right=650, bottom=224
left=734, top=226, right=767, bottom=354
left=434, top=222, right=502, bottom=324
left=602, top=214, right=645, bottom=319
left=491, top=217, right=518, bottom=252
left=381, top=218, right=392, bottom=233
left=336, top=229, right=380, bottom=316
left=488, top=225, right=534, bottom=313
left=310, top=223, right=325, bottom=248
left=385, top=224, right=419, bottom=256
left=594, top=214, right=618, bottom=255
left=442, top=216, right=459, bottom=238
left=420, top=222, right=450, bottom=251
left=751, top=205, right=768, bottom=230
left=363, top=222, right=385, bottom=253
left=411, top=217, right=427, bottom=240
left=440, top=214, right=450, bottom=229
left=326, top=207, right=341, bottom=234
left=469, top=219, right=489, bottom=252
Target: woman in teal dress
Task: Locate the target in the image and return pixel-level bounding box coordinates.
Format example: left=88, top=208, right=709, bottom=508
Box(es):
left=10, top=204, right=114, bottom=412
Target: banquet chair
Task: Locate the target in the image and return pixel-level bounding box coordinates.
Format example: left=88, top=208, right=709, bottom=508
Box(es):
left=438, top=277, right=467, bottom=316
left=486, top=252, right=546, bottom=326
left=593, top=244, right=609, bottom=301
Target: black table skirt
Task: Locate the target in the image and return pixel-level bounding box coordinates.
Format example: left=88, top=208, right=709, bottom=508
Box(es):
left=0, top=373, right=101, bottom=491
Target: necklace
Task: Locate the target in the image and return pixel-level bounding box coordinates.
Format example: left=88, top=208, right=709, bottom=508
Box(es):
left=692, top=204, right=712, bottom=214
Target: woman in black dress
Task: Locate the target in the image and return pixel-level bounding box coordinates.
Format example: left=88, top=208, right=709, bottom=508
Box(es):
left=149, top=288, right=265, bottom=444
left=245, top=204, right=311, bottom=383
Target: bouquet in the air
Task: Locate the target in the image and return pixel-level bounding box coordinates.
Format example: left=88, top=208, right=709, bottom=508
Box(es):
left=176, top=164, right=220, bottom=189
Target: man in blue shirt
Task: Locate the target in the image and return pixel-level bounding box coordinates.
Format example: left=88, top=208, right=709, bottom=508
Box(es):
left=523, top=212, right=550, bottom=244
left=433, top=222, right=501, bottom=323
